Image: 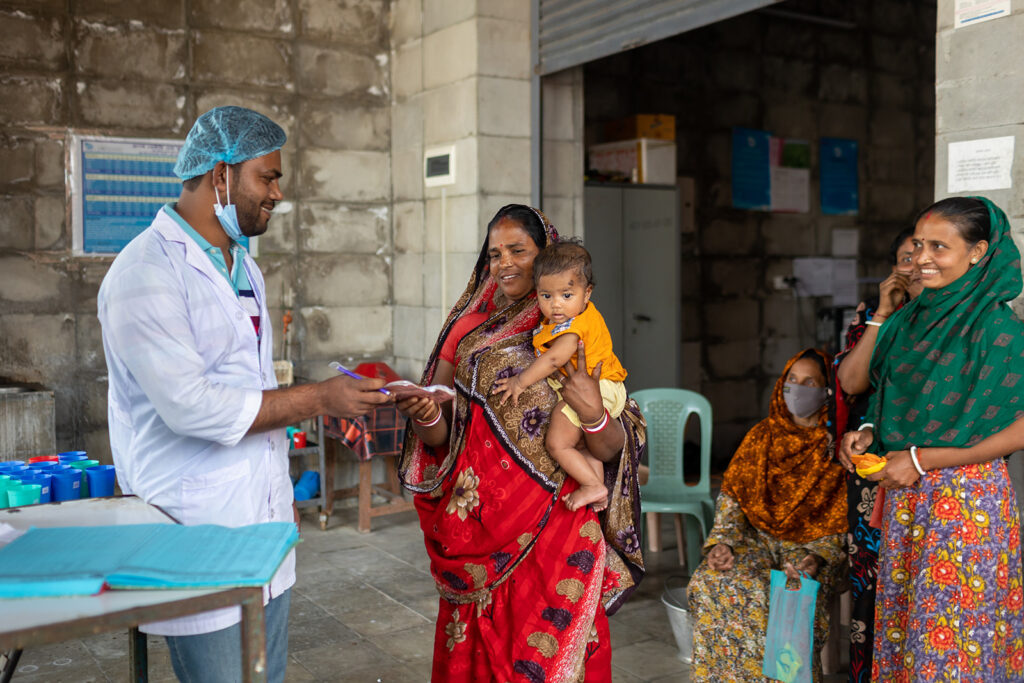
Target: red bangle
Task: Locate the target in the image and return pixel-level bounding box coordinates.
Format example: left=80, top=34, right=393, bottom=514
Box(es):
left=581, top=409, right=610, bottom=434
left=415, top=406, right=443, bottom=427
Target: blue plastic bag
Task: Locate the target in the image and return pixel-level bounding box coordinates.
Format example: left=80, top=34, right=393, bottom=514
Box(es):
left=762, top=569, right=818, bottom=683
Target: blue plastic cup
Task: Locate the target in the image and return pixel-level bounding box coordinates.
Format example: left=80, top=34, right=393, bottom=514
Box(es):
left=4, top=465, right=28, bottom=475
left=85, top=465, right=116, bottom=498
left=58, top=454, right=88, bottom=464
left=69, top=459, right=99, bottom=497
left=58, top=451, right=87, bottom=460
left=8, top=483, right=41, bottom=507
left=51, top=469, right=82, bottom=501
left=20, top=474, right=52, bottom=503
left=293, top=470, right=320, bottom=501
left=0, top=461, right=25, bottom=471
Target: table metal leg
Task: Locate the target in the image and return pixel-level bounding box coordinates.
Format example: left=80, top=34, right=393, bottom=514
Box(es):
left=0, top=650, right=22, bottom=683
left=129, top=627, right=148, bottom=682
left=239, top=591, right=267, bottom=683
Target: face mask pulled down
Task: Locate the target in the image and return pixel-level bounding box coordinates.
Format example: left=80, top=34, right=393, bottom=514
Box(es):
left=783, top=382, right=828, bottom=419
left=213, top=166, right=245, bottom=244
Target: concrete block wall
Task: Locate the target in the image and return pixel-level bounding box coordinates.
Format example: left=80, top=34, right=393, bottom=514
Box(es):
left=584, top=1, right=936, bottom=464
left=0, top=0, right=392, bottom=460
left=934, top=2, right=1024, bottom=229
left=389, top=0, right=534, bottom=381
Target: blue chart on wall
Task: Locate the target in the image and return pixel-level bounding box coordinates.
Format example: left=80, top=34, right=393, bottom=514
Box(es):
left=819, top=138, right=859, bottom=216
left=75, top=136, right=183, bottom=254
left=731, top=127, right=771, bottom=211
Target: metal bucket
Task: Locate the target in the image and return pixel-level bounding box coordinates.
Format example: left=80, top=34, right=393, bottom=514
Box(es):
left=661, top=575, right=694, bottom=664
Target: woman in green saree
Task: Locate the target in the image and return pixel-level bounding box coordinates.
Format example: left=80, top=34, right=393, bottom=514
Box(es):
left=841, top=196, right=1024, bottom=681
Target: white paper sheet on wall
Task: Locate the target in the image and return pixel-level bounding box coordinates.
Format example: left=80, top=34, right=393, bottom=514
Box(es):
left=770, top=167, right=810, bottom=213
left=832, top=229, right=859, bottom=257
left=793, top=258, right=834, bottom=297
left=948, top=136, right=1015, bottom=192
left=832, top=259, right=858, bottom=306
left=954, top=0, right=1011, bottom=28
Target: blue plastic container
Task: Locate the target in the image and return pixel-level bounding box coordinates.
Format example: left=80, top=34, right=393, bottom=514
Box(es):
left=51, top=469, right=82, bottom=501
left=20, top=474, right=52, bottom=503
left=85, top=465, right=117, bottom=498
left=293, top=470, right=320, bottom=501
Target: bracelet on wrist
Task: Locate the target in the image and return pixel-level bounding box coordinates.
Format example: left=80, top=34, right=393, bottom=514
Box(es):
left=909, top=445, right=926, bottom=476
left=858, top=422, right=874, bottom=431
left=865, top=320, right=884, bottom=328
left=581, top=409, right=610, bottom=434
left=415, top=406, right=443, bottom=428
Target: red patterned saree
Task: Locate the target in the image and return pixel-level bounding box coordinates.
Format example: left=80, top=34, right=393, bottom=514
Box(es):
left=400, top=251, right=646, bottom=682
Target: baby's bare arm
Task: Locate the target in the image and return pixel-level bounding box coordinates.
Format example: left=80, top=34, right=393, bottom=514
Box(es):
left=517, top=333, right=580, bottom=388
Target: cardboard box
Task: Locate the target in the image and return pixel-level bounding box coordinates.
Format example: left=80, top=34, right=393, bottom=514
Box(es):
left=605, top=114, right=675, bottom=142
left=588, top=138, right=677, bottom=185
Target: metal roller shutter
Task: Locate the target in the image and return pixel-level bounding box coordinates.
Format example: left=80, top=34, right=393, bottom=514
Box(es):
left=534, top=0, right=782, bottom=76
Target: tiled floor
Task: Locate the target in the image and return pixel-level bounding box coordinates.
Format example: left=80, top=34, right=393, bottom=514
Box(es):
left=9, top=503, right=847, bottom=682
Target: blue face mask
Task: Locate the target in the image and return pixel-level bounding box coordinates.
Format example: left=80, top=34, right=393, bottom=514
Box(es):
left=214, top=166, right=245, bottom=245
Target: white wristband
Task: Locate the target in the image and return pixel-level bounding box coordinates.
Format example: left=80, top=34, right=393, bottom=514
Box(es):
left=865, top=320, right=883, bottom=328
left=909, top=446, right=926, bottom=476
left=858, top=423, right=874, bottom=431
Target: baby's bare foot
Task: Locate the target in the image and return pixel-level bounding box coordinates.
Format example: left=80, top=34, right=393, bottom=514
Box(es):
left=563, top=483, right=608, bottom=512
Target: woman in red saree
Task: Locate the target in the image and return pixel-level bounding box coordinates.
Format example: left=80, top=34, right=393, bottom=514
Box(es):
left=397, top=205, right=646, bottom=682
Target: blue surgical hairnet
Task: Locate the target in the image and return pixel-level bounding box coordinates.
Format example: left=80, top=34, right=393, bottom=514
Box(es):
left=173, top=106, right=286, bottom=180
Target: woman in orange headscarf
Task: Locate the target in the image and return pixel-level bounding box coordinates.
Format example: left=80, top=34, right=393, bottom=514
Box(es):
left=688, top=349, right=847, bottom=682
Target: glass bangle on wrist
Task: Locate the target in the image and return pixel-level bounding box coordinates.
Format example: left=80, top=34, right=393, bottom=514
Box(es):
left=581, top=409, right=610, bottom=434
left=415, top=407, right=443, bottom=428
left=909, top=445, right=926, bottom=476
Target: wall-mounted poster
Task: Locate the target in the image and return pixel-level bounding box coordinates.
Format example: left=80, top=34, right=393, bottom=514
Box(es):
left=955, top=0, right=1010, bottom=27
left=731, top=127, right=771, bottom=211
left=819, top=138, right=859, bottom=216
left=947, top=136, right=1014, bottom=192
left=71, top=134, right=183, bottom=255
left=770, top=138, right=810, bottom=214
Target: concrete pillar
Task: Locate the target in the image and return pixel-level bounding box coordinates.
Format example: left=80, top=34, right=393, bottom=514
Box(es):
left=389, top=0, right=535, bottom=379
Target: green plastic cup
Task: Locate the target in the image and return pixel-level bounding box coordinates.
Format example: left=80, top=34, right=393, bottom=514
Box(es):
left=0, top=475, right=10, bottom=509
left=70, top=459, right=99, bottom=497
left=8, top=483, right=41, bottom=507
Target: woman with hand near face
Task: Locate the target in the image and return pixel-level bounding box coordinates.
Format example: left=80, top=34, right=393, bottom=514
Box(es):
left=689, top=349, right=847, bottom=682
left=396, top=205, right=646, bottom=682
left=832, top=227, right=924, bottom=682
left=840, top=197, right=1024, bottom=681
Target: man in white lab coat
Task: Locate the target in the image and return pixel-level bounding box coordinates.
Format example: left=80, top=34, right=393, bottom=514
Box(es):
left=97, top=106, right=390, bottom=682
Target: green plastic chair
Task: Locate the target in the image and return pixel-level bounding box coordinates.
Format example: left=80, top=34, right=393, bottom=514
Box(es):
left=634, top=388, right=715, bottom=573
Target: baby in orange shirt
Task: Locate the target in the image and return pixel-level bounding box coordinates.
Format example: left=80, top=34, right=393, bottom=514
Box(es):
left=494, top=241, right=627, bottom=511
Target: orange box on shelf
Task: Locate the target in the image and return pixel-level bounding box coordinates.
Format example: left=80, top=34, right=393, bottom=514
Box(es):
left=605, top=114, right=676, bottom=142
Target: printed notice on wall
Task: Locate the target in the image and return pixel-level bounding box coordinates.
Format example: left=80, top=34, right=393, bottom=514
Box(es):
left=71, top=134, right=183, bottom=255
left=947, top=136, right=1014, bottom=193
left=955, top=0, right=1010, bottom=28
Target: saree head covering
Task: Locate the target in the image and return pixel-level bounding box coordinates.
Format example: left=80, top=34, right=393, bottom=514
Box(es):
left=399, top=205, right=646, bottom=682
left=721, top=349, right=847, bottom=543
left=868, top=196, right=1024, bottom=450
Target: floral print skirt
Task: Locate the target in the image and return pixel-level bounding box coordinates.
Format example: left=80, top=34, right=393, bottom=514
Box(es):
left=873, top=459, right=1024, bottom=682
